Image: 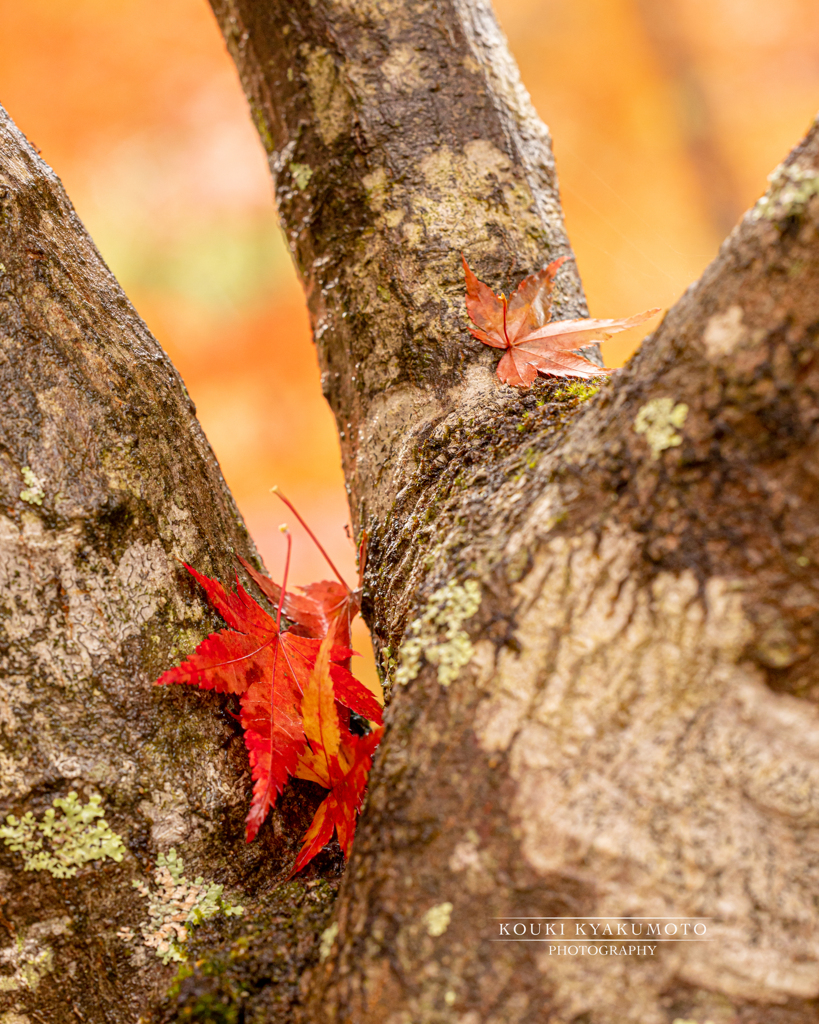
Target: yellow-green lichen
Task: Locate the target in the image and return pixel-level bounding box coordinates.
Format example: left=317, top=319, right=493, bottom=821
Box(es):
left=121, top=848, right=243, bottom=964
left=552, top=380, right=600, bottom=402
left=303, top=47, right=351, bottom=147
left=423, top=902, right=453, bottom=937
left=634, top=398, right=688, bottom=459
left=19, top=466, right=44, bottom=506
left=754, top=162, right=819, bottom=221
left=319, top=921, right=339, bottom=961
left=0, top=938, right=54, bottom=993
left=290, top=163, right=313, bottom=190
left=396, top=580, right=481, bottom=688
left=168, top=626, right=208, bottom=663
left=249, top=103, right=274, bottom=155
left=379, top=645, right=397, bottom=684
left=0, top=793, right=125, bottom=878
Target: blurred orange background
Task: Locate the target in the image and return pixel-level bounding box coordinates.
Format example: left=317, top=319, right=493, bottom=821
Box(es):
left=1, top=0, right=817, bottom=687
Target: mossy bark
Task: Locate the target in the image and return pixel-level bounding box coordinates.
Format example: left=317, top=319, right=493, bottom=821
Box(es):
left=3, top=0, right=819, bottom=1019
left=0, top=107, right=339, bottom=1024
left=205, top=1, right=819, bottom=1021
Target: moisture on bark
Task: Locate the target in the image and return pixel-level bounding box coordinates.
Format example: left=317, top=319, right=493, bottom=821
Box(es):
left=207, top=0, right=819, bottom=1021
left=3, top=0, right=819, bottom=1019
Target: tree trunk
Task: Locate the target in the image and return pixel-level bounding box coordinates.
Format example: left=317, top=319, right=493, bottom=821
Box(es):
left=2, top=0, right=819, bottom=1020
left=208, top=1, right=819, bottom=1021
left=0, top=108, right=341, bottom=1024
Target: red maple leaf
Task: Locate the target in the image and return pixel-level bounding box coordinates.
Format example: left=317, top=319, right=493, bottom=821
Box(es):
left=239, top=560, right=357, bottom=648
left=156, top=555, right=381, bottom=842
left=463, top=254, right=660, bottom=387
left=155, top=495, right=386, bottom=867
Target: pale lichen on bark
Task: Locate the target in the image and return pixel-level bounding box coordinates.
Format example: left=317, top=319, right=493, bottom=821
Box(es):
left=122, top=849, right=243, bottom=965
left=0, top=793, right=125, bottom=878
left=474, top=522, right=819, bottom=1016
left=0, top=102, right=326, bottom=1023
left=394, top=580, right=481, bottom=690
left=633, top=396, right=689, bottom=458
left=2, top=1, right=819, bottom=1020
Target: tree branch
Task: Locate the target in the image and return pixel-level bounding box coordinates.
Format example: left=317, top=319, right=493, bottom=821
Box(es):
left=210, top=0, right=590, bottom=521
left=0, top=105, right=337, bottom=1024
left=210, top=0, right=819, bottom=1017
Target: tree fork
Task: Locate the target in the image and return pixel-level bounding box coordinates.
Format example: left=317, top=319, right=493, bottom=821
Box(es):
left=0, top=0, right=817, bottom=1019
left=209, top=0, right=819, bottom=1020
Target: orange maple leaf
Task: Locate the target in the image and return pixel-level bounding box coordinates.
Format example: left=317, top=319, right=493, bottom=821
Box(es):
left=462, top=255, right=660, bottom=387
left=291, top=632, right=383, bottom=875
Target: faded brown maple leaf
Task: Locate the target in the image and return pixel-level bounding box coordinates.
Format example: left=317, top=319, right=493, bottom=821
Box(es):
left=463, top=255, right=660, bottom=386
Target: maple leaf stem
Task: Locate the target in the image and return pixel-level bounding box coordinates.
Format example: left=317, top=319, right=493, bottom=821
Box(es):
left=276, top=528, right=292, bottom=631
left=272, top=488, right=349, bottom=590
left=501, top=294, right=511, bottom=347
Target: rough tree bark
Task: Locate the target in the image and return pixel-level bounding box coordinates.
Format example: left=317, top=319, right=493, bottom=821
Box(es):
left=2, top=0, right=819, bottom=1022
left=0, top=109, right=344, bottom=1024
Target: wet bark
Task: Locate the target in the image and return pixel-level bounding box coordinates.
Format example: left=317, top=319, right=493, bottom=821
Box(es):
left=2, top=0, right=819, bottom=1019
left=206, top=0, right=819, bottom=1021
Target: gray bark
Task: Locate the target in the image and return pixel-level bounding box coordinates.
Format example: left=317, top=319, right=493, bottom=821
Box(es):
left=0, top=107, right=339, bottom=1024
left=208, top=0, right=819, bottom=1021
left=2, top=0, right=819, bottom=1020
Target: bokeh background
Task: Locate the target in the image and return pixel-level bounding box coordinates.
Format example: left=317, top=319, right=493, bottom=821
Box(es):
left=1, top=0, right=817, bottom=687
